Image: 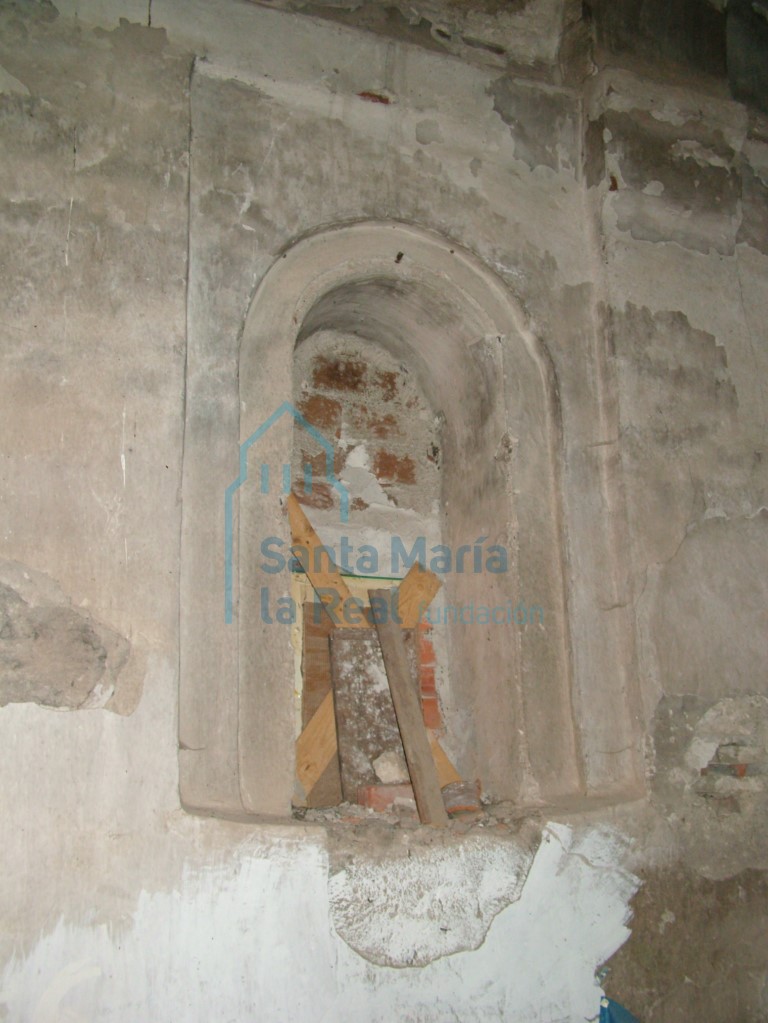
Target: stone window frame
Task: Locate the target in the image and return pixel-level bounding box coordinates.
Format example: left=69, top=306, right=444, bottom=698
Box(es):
left=180, top=220, right=642, bottom=818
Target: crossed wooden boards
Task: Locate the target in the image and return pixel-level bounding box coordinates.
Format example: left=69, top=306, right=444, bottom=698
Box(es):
left=289, top=494, right=459, bottom=826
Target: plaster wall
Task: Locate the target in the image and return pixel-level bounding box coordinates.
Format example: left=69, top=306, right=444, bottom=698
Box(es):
left=0, top=1, right=766, bottom=1020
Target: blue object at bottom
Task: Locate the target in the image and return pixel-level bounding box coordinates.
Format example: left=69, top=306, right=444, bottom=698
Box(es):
left=600, top=996, right=641, bottom=1023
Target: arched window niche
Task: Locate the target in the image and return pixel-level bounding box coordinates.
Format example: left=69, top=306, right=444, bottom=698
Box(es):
left=180, top=221, right=629, bottom=819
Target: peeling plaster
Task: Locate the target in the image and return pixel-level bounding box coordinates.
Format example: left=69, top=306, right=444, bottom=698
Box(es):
left=0, top=561, right=131, bottom=713
left=328, top=833, right=536, bottom=966
left=2, top=3, right=768, bottom=1020
left=0, top=823, right=639, bottom=1022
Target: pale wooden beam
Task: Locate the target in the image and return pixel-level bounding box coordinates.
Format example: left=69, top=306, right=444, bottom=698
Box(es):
left=370, top=588, right=449, bottom=828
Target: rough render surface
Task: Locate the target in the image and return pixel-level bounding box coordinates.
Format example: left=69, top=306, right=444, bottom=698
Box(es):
left=326, top=827, right=539, bottom=966
left=605, top=866, right=768, bottom=1021
left=0, top=819, right=639, bottom=1021
left=0, top=0, right=767, bottom=1020
left=0, top=560, right=131, bottom=712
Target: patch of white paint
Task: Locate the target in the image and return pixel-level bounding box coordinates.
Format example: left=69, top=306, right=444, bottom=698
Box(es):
left=27, top=960, right=102, bottom=1023
left=685, top=736, right=719, bottom=772
left=339, top=442, right=393, bottom=509
left=0, top=822, right=638, bottom=1023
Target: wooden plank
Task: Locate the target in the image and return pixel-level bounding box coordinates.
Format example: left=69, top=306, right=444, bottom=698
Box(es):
left=307, top=757, right=343, bottom=809
left=292, top=506, right=457, bottom=805
left=296, top=594, right=461, bottom=802
left=428, top=730, right=462, bottom=788
left=329, top=627, right=417, bottom=802
left=301, top=602, right=342, bottom=806
left=396, top=562, right=442, bottom=628
left=295, top=690, right=337, bottom=794
left=369, top=588, right=448, bottom=827
left=395, top=567, right=462, bottom=789
left=287, top=494, right=367, bottom=627
left=301, top=601, right=336, bottom=725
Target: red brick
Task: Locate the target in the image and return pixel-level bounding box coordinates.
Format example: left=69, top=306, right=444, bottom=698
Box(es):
left=357, top=783, right=415, bottom=812
left=419, top=635, right=436, bottom=666
left=442, top=781, right=481, bottom=815
left=293, top=481, right=334, bottom=510
left=373, top=370, right=398, bottom=400
left=419, top=666, right=436, bottom=695
left=373, top=450, right=416, bottom=485
left=421, top=694, right=442, bottom=729
left=299, top=447, right=347, bottom=478
left=358, top=91, right=390, bottom=105
left=297, top=394, right=342, bottom=437
left=367, top=413, right=399, bottom=439
left=349, top=403, right=369, bottom=431
left=311, top=355, right=367, bottom=392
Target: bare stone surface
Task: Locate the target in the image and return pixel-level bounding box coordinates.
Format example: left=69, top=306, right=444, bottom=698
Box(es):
left=489, top=73, right=580, bottom=171
left=647, top=515, right=768, bottom=704
left=0, top=561, right=130, bottom=712
left=605, top=108, right=741, bottom=254
left=605, top=866, right=768, bottom=1022
left=256, top=0, right=584, bottom=75
left=651, top=693, right=768, bottom=877
left=0, top=0, right=766, bottom=1019
left=372, top=750, right=409, bottom=784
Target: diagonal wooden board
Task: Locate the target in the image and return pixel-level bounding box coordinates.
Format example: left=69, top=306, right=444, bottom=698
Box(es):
left=396, top=565, right=441, bottom=629
left=297, top=685, right=459, bottom=798
left=290, top=495, right=461, bottom=798
left=300, top=600, right=343, bottom=807
left=296, top=690, right=336, bottom=795
left=428, top=731, right=462, bottom=787
left=288, top=495, right=441, bottom=630
left=370, top=589, right=449, bottom=827
left=287, top=494, right=368, bottom=628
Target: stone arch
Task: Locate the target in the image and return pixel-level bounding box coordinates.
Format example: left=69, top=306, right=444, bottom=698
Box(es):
left=237, top=221, right=579, bottom=813
left=180, top=220, right=584, bottom=817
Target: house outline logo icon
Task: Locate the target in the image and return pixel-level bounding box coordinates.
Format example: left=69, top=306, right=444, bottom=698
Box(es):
left=224, top=401, right=350, bottom=623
